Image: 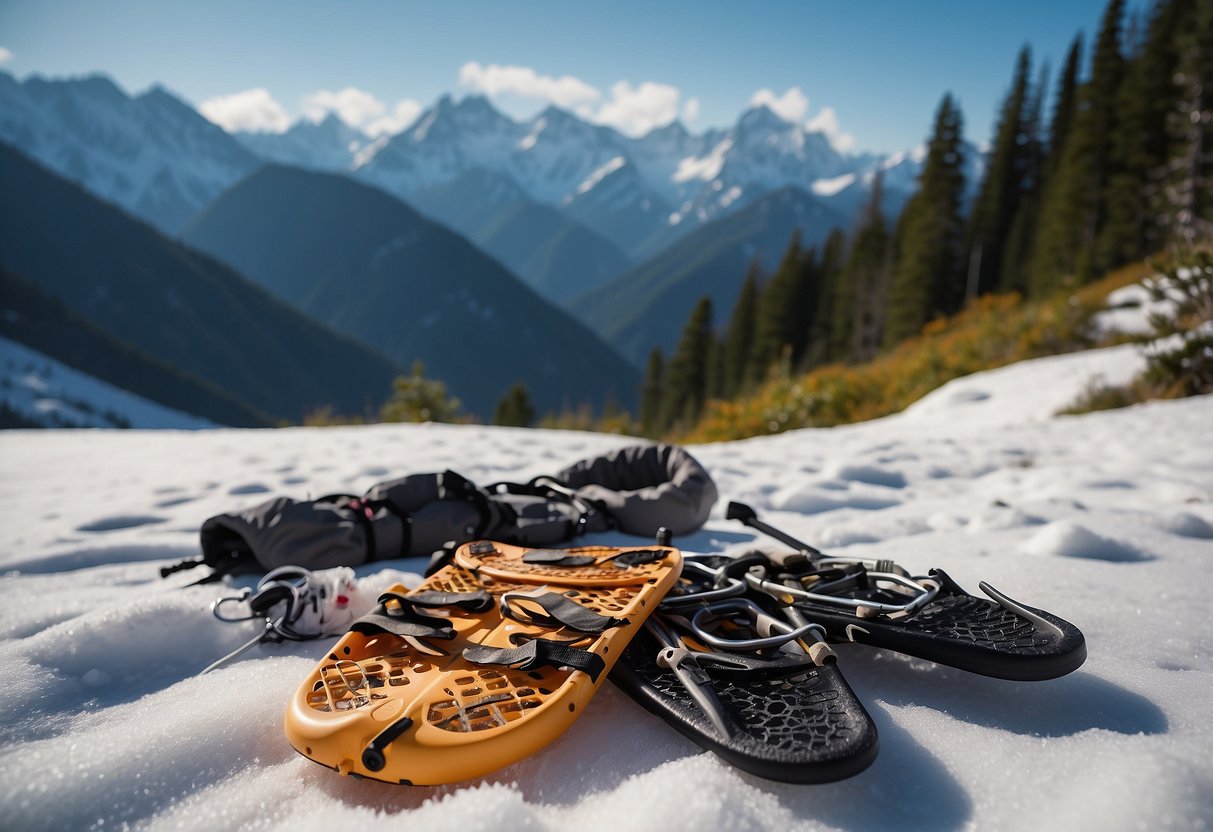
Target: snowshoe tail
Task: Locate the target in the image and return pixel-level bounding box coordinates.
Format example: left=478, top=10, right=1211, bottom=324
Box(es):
left=611, top=563, right=879, bottom=783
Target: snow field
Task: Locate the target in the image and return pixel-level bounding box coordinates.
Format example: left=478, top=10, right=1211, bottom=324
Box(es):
left=1, top=342, right=1211, bottom=830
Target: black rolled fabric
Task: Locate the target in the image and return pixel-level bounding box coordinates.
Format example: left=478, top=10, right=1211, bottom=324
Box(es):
left=199, top=495, right=383, bottom=574
left=556, top=444, right=718, bottom=536
left=194, top=444, right=717, bottom=579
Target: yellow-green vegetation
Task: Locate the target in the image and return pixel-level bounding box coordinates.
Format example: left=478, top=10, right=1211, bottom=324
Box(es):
left=1059, top=248, right=1213, bottom=414
left=683, top=262, right=1150, bottom=443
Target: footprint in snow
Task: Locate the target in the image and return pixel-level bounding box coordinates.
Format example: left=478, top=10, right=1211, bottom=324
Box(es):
left=76, top=515, right=168, bottom=532
left=1022, top=521, right=1153, bottom=563
left=228, top=483, right=271, bottom=496
left=154, top=496, right=197, bottom=509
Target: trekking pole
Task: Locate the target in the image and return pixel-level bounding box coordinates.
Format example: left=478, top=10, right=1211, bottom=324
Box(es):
left=725, top=501, right=824, bottom=558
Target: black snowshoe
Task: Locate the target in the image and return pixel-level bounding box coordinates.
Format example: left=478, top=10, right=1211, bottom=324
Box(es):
left=611, top=558, right=880, bottom=783
left=723, top=501, right=1087, bottom=681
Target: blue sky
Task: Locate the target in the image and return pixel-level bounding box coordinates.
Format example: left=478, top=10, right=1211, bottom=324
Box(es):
left=0, top=0, right=1127, bottom=153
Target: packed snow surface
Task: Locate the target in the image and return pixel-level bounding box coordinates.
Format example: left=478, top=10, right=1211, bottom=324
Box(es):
left=2, top=344, right=1211, bottom=831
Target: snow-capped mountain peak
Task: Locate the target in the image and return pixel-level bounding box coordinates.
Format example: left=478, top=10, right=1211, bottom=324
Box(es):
left=0, top=71, right=260, bottom=233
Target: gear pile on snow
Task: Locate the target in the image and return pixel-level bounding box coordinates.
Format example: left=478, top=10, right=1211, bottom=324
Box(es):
left=165, top=444, right=717, bottom=584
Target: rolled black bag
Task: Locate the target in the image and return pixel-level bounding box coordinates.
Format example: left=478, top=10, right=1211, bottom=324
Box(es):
left=167, top=444, right=717, bottom=584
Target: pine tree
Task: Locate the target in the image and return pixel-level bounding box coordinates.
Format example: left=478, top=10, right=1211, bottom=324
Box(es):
left=1163, top=0, right=1213, bottom=244
left=660, top=296, right=714, bottom=431
left=885, top=95, right=968, bottom=347
left=639, top=348, right=664, bottom=436
left=379, top=361, right=463, bottom=423
left=1029, top=0, right=1127, bottom=294
left=1000, top=60, right=1050, bottom=293
left=722, top=263, right=760, bottom=397
left=834, top=172, right=893, bottom=360
left=1044, top=36, right=1084, bottom=184
left=803, top=228, right=847, bottom=368
left=1098, top=0, right=1189, bottom=268
left=967, top=47, right=1034, bottom=298
left=493, top=382, right=535, bottom=428
left=751, top=231, right=806, bottom=378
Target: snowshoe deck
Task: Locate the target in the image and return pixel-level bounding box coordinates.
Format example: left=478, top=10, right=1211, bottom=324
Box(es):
left=724, top=502, right=1087, bottom=681
left=611, top=564, right=879, bottom=783
left=794, top=569, right=1087, bottom=681
left=284, top=541, right=682, bottom=785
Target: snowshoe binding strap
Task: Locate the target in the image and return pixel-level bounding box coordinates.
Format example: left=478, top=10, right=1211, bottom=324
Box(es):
left=521, top=550, right=596, bottom=567
left=499, top=587, right=629, bottom=633
left=462, top=638, right=607, bottom=682
left=347, top=591, right=484, bottom=641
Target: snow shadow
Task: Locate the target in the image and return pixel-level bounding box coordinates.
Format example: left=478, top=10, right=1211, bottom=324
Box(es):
left=296, top=683, right=696, bottom=813
left=839, top=647, right=1167, bottom=737
left=2, top=543, right=197, bottom=574
left=76, top=514, right=167, bottom=532
left=771, top=702, right=972, bottom=830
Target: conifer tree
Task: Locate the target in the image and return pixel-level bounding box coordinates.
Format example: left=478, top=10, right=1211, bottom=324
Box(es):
left=660, top=296, right=713, bottom=431
left=1000, top=61, right=1050, bottom=293
left=493, top=382, right=535, bottom=428
left=1029, top=0, right=1126, bottom=293
left=1099, top=0, right=1188, bottom=268
left=833, top=172, right=893, bottom=360
left=379, top=361, right=464, bottom=423
left=751, top=231, right=806, bottom=378
left=639, top=348, right=664, bottom=436
left=1044, top=36, right=1084, bottom=184
left=967, top=47, right=1034, bottom=298
left=965, top=46, right=1033, bottom=299
left=803, top=228, right=847, bottom=368
left=1164, top=0, right=1213, bottom=244
left=885, top=95, right=968, bottom=347
left=722, top=263, right=760, bottom=397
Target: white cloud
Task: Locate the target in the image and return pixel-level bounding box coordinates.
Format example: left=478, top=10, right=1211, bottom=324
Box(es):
left=594, top=81, right=682, bottom=137
left=364, top=99, right=422, bottom=136
left=458, top=61, right=600, bottom=108
left=749, top=87, right=808, bottom=123
left=458, top=62, right=694, bottom=137
left=806, top=106, right=856, bottom=153
left=199, top=88, right=290, bottom=133
left=681, top=97, right=700, bottom=124
left=0, top=47, right=14, bottom=64
left=302, top=87, right=420, bottom=136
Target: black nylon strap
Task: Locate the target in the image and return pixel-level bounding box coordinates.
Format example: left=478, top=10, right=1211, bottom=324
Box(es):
left=462, top=638, right=607, bottom=682
left=522, top=550, right=595, bottom=567
left=405, top=589, right=493, bottom=611
left=349, top=589, right=493, bottom=639
left=500, top=590, right=628, bottom=634
left=346, top=591, right=456, bottom=640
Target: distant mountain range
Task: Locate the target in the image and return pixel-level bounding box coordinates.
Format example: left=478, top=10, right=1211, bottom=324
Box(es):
left=0, top=70, right=979, bottom=257
left=0, top=142, right=402, bottom=423
left=181, top=164, right=640, bottom=415
left=0, top=69, right=988, bottom=423
left=568, top=186, right=851, bottom=365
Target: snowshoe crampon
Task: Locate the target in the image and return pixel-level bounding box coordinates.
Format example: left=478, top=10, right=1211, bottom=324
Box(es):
left=284, top=541, right=682, bottom=785
left=611, top=559, right=879, bottom=783
left=727, top=501, right=1087, bottom=681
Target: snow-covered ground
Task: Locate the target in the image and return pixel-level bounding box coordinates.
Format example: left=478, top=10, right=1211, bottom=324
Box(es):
left=2, top=342, right=1211, bottom=831
left=0, top=336, right=212, bottom=430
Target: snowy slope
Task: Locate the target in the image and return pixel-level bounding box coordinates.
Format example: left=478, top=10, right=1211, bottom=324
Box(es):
left=2, top=341, right=1210, bottom=831
left=0, top=335, right=212, bottom=429
left=0, top=72, right=259, bottom=234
